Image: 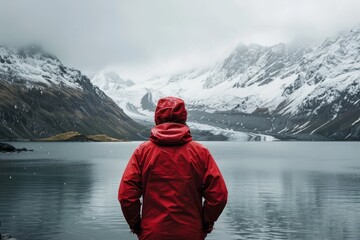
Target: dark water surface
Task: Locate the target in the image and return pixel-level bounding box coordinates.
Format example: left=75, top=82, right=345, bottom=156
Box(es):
left=0, top=142, right=360, bottom=240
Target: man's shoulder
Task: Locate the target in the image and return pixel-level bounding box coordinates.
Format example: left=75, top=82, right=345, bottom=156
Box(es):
left=135, top=141, right=153, bottom=152
left=135, top=140, right=209, bottom=154
left=187, top=140, right=209, bottom=152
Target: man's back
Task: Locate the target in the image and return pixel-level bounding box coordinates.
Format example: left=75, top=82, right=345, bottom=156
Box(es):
left=118, top=97, right=227, bottom=240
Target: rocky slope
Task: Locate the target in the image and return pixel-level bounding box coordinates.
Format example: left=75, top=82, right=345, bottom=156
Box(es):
left=0, top=46, right=143, bottom=140
left=92, top=26, right=360, bottom=140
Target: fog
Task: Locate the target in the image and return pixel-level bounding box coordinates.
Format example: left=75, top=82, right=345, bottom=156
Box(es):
left=1, top=0, right=360, bottom=80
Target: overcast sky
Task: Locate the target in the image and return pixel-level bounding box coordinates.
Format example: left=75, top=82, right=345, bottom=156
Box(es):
left=1, top=0, right=360, bottom=81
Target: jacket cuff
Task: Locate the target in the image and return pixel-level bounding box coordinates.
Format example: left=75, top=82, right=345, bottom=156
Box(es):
left=203, top=221, right=214, bottom=233
left=130, top=219, right=141, bottom=234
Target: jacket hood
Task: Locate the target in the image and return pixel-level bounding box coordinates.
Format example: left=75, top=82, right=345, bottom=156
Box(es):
left=154, top=96, right=187, bottom=125
left=150, top=123, right=192, bottom=146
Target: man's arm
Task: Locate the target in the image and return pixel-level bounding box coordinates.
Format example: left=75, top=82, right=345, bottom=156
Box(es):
left=118, top=151, right=142, bottom=233
left=202, top=150, right=228, bottom=233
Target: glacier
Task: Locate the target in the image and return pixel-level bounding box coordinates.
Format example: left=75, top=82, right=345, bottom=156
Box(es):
left=90, top=26, right=360, bottom=140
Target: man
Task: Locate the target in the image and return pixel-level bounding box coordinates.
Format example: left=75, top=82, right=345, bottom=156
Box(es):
left=118, top=96, right=228, bottom=240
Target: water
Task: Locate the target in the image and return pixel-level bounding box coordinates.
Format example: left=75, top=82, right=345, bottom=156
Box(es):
left=1, top=142, right=360, bottom=240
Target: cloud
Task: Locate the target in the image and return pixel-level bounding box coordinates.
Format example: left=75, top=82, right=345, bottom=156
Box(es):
left=1, top=0, right=360, bottom=80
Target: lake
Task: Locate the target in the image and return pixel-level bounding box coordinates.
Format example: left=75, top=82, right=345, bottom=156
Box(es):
left=1, top=142, right=360, bottom=240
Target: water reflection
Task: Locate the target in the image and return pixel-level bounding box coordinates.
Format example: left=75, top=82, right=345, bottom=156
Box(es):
left=0, top=142, right=360, bottom=240
left=0, top=159, right=95, bottom=239
left=219, top=170, right=360, bottom=240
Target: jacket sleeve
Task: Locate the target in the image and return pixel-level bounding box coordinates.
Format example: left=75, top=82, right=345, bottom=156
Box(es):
left=118, top=150, right=142, bottom=229
left=202, top=149, right=228, bottom=225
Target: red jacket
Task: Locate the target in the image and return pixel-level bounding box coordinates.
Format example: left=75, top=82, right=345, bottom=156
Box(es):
left=118, top=97, right=228, bottom=240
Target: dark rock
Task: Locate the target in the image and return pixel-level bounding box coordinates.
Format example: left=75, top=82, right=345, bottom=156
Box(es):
left=0, top=233, right=17, bottom=240
left=0, top=143, right=33, bottom=152
left=141, top=92, right=156, bottom=112
left=0, top=143, right=16, bottom=152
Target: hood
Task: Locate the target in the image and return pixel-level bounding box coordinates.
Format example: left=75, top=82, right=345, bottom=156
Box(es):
left=150, top=123, right=192, bottom=146
left=154, top=96, right=187, bottom=125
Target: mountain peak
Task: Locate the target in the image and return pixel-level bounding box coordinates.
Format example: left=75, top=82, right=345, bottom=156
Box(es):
left=0, top=46, right=143, bottom=140
left=91, top=70, right=135, bottom=91
left=0, top=45, right=83, bottom=89
left=91, top=25, right=360, bottom=140
left=18, top=45, right=62, bottom=64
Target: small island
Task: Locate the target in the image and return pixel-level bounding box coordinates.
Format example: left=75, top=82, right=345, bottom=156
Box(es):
left=0, top=233, right=17, bottom=240
left=0, top=143, right=32, bottom=153
left=39, top=131, right=124, bottom=142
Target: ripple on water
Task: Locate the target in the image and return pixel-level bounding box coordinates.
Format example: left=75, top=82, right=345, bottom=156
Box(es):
left=1, top=142, right=360, bottom=240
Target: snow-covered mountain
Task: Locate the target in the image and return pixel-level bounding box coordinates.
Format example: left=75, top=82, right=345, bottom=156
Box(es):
left=92, top=26, right=360, bottom=140
left=0, top=45, right=143, bottom=140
